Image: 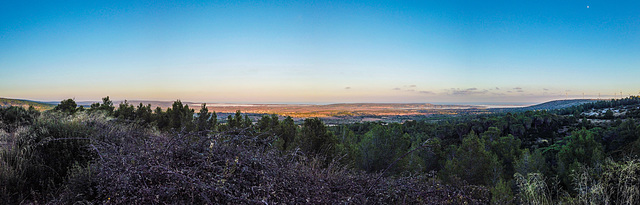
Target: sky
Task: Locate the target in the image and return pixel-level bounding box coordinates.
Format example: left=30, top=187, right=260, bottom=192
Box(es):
left=1, top=0, right=639, bottom=104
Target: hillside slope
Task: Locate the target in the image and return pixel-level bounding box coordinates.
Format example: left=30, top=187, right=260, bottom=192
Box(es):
left=0, top=97, right=54, bottom=111
left=491, top=99, right=598, bottom=112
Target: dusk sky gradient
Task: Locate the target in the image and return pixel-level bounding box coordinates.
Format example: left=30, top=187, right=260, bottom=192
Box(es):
left=1, top=1, right=639, bottom=104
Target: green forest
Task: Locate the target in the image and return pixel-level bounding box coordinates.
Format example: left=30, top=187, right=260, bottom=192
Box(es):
left=1, top=96, right=640, bottom=204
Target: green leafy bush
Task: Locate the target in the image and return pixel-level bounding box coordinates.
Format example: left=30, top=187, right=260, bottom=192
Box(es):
left=441, top=131, right=501, bottom=186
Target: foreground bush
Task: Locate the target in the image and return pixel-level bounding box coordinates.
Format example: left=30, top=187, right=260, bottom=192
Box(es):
left=1, top=112, right=489, bottom=204
left=0, top=112, right=97, bottom=203
left=514, top=159, right=640, bottom=205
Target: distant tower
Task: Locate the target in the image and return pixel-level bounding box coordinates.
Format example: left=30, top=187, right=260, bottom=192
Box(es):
left=598, top=93, right=601, bottom=100
left=566, top=91, right=568, bottom=99
left=583, top=92, right=585, bottom=99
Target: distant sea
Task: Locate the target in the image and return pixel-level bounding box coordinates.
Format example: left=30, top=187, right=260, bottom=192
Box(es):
left=432, top=102, right=535, bottom=108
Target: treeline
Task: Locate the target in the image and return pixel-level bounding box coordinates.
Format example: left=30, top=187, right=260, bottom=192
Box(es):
left=2, top=96, right=640, bottom=204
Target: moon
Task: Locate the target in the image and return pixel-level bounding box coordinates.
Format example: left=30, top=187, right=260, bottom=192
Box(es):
left=587, top=5, right=590, bottom=8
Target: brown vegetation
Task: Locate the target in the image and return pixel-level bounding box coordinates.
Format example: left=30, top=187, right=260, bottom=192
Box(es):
left=1, top=112, right=489, bottom=204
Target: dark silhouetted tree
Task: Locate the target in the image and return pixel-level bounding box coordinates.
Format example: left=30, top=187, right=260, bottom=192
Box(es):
left=441, top=131, right=501, bottom=186
left=299, top=118, right=337, bottom=159
left=99, top=96, right=115, bottom=115
left=243, top=115, right=252, bottom=128
left=358, top=123, right=411, bottom=173
left=196, top=103, right=211, bottom=132
left=54, top=99, right=78, bottom=115
left=556, top=128, right=604, bottom=191
left=114, top=100, right=135, bottom=121
left=208, top=110, right=218, bottom=131
left=604, top=109, right=614, bottom=119
left=167, top=100, right=194, bottom=131
left=135, top=103, right=153, bottom=125
left=279, top=116, right=296, bottom=151
left=153, top=107, right=169, bottom=129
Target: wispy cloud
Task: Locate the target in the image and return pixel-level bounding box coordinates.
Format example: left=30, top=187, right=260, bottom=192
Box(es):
left=393, top=86, right=434, bottom=95
left=344, top=87, right=351, bottom=90
left=513, top=87, right=524, bottom=93
left=448, top=88, right=488, bottom=96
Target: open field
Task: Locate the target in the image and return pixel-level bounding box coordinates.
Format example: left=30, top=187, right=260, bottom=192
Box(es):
left=200, top=103, right=488, bottom=117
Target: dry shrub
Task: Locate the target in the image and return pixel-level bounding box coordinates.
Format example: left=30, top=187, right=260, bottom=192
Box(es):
left=80, top=129, right=489, bottom=204
left=515, top=173, right=554, bottom=205
left=572, top=165, right=608, bottom=205
left=3, top=112, right=490, bottom=204
left=601, top=159, right=640, bottom=205
left=56, top=118, right=489, bottom=204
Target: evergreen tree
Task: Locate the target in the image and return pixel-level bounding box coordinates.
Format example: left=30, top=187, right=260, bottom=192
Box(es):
left=153, top=107, right=169, bottom=129
left=243, top=115, right=252, bottom=128
left=99, top=96, right=115, bottom=115
left=114, top=100, right=135, bottom=120
left=279, top=116, right=296, bottom=151
left=167, top=100, right=194, bottom=131
left=441, top=131, right=502, bottom=186
left=299, top=118, right=337, bottom=158
left=358, top=124, right=411, bottom=173
left=208, top=111, right=218, bottom=131
left=257, top=115, right=272, bottom=132
left=135, top=103, right=153, bottom=125
left=196, top=103, right=211, bottom=132
left=54, top=99, right=78, bottom=115
left=556, top=128, right=604, bottom=191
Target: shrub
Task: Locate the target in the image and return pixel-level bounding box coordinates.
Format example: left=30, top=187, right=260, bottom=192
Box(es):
left=601, top=159, right=640, bottom=205
left=556, top=128, right=604, bottom=191
left=357, top=124, right=410, bottom=174
left=54, top=99, right=78, bottom=115
left=298, top=118, right=337, bottom=159
left=441, top=131, right=502, bottom=186
left=0, top=106, right=38, bottom=132
left=515, top=173, right=553, bottom=205
left=491, top=178, right=515, bottom=205
left=0, top=112, right=99, bottom=203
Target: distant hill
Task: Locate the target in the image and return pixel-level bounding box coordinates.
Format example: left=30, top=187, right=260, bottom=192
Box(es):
left=490, top=99, right=599, bottom=112
left=0, top=97, right=55, bottom=111
left=525, top=99, right=600, bottom=110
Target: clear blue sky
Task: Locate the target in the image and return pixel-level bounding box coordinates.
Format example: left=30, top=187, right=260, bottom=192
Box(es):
left=1, top=0, right=639, bottom=104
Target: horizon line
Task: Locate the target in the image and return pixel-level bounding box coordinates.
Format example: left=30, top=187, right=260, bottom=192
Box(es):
left=2, top=96, right=608, bottom=107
